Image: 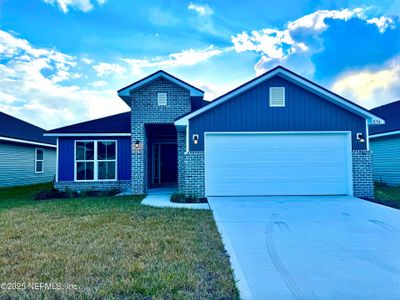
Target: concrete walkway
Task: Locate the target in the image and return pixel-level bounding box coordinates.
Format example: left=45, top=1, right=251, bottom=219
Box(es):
left=209, top=196, right=400, bottom=300
left=141, top=187, right=209, bottom=209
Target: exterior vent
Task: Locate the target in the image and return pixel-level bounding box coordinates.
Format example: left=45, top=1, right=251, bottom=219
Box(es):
left=157, top=92, right=167, bottom=106
left=269, top=87, right=285, bottom=107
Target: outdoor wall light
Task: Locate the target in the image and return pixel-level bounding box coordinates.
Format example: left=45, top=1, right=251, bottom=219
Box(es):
left=356, top=133, right=365, bottom=143
left=193, top=134, right=199, bottom=145
left=134, top=139, right=140, bottom=148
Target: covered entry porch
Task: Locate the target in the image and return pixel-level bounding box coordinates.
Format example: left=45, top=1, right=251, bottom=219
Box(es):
left=146, top=124, right=178, bottom=188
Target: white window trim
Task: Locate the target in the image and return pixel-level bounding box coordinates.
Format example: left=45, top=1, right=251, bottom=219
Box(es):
left=35, top=148, right=44, bottom=174
left=74, top=140, right=118, bottom=182
left=157, top=92, right=168, bottom=106
left=269, top=87, right=285, bottom=107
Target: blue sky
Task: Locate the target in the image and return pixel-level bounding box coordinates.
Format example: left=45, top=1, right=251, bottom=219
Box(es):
left=0, top=0, right=399, bottom=129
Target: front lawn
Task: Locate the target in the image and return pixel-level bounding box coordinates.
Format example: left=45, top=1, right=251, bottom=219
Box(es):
left=0, top=183, right=238, bottom=299
left=373, top=183, right=400, bottom=209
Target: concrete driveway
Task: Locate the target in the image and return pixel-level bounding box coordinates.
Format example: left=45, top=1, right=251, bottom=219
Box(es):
left=208, top=196, right=400, bottom=300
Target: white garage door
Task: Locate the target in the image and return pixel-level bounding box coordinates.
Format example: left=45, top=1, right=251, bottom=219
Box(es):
left=205, top=132, right=352, bottom=196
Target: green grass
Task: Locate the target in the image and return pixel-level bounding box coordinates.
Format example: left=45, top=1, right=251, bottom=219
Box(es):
left=374, top=183, right=400, bottom=209
left=0, top=184, right=239, bottom=299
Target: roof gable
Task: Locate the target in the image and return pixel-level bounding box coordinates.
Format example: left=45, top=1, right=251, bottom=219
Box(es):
left=175, top=66, right=384, bottom=126
left=118, top=70, right=204, bottom=105
left=370, top=100, right=400, bottom=136
left=0, top=111, right=56, bottom=146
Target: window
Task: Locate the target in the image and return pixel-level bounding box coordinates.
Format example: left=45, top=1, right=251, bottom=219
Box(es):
left=269, top=87, right=285, bottom=107
left=157, top=92, right=167, bottom=106
left=97, top=141, right=116, bottom=180
left=75, top=141, right=117, bottom=181
left=35, top=148, right=44, bottom=173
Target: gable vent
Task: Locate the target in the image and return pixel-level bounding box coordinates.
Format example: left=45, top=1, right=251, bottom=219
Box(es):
left=157, top=92, right=167, bottom=106
left=269, top=87, right=285, bottom=107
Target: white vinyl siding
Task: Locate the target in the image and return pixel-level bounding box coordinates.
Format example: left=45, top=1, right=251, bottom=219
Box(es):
left=205, top=132, right=352, bottom=196
left=74, top=140, right=117, bottom=181
left=269, top=87, right=285, bottom=107
left=157, top=92, right=167, bottom=106
left=0, top=142, right=56, bottom=187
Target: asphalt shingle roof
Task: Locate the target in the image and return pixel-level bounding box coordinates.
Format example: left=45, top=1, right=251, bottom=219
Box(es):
left=0, top=111, right=56, bottom=145
left=47, top=112, right=131, bottom=134
left=369, top=100, right=400, bottom=135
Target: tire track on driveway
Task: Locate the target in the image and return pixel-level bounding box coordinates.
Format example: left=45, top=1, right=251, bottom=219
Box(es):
left=265, top=214, right=316, bottom=300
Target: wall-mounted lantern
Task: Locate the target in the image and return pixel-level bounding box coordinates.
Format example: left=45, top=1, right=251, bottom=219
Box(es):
left=134, top=139, right=140, bottom=149
left=193, top=134, right=199, bottom=145
left=356, top=133, right=365, bottom=143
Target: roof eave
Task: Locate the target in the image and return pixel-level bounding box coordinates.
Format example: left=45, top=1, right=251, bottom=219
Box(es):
left=0, top=136, right=56, bottom=148
left=44, top=133, right=131, bottom=137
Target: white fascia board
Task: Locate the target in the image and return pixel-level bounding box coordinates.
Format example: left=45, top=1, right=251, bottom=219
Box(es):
left=118, top=73, right=204, bottom=98
left=175, top=68, right=385, bottom=126
left=0, top=136, right=56, bottom=148
left=369, top=130, right=400, bottom=139
left=44, top=133, right=131, bottom=137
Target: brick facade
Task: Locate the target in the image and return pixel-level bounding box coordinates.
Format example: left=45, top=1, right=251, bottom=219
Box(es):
left=177, top=130, right=186, bottom=191
left=352, top=150, right=374, bottom=199
left=130, top=78, right=192, bottom=194
left=55, top=180, right=131, bottom=192
left=183, top=151, right=205, bottom=197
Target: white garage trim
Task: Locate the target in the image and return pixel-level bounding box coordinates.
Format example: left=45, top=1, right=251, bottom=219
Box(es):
left=204, top=131, right=353, bottom=197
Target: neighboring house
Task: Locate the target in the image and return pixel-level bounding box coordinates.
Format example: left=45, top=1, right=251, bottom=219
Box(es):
left=369, top=100, right=400, bottom=186
left=45, top=66, right=384, bottom=199
left=0, top=112, right=56, bottom=188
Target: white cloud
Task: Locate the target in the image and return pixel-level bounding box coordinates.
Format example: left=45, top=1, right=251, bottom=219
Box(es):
left=81, top=57, right=93, bottom=64
left=122, top=45, right=224, bottom=75
left=367, top=16, right=395, bottom=33
left=0, top=29, right=128, bottom=129
left=188, top=3, right=213, bottom=16
left=92, top=62, right=126, bottom=77
left=90, top=80, right=108, bottom=87
left=287, top=8, right=364, bottom=32
left=332, top=56, right=400, bottom=108
left=43, top=0, right=107, bottom=13
left=231, top=8, right=397, bottom=75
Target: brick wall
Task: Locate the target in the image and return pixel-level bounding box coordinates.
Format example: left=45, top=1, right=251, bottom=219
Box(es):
left=352, top=150, right=374, bottom=199
left=54, top=180, right=131, bottom=192
left=184, top=151, right=205, bottom=197
left=177, top=131, right=186, bottom=191
left=130, top=78, right=192, bottom=194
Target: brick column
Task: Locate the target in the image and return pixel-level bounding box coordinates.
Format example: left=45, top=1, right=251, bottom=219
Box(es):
left=131, top=122, right=147, bottom=194
left=184, top=151, right=205, bottom=197
left=352, top=150, right=374, bottom=199
left=177, top=131, right=186, bottom=192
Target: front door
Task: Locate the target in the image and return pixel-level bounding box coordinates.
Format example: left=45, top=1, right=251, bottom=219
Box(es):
left=153, top=143, right=178, bottom=184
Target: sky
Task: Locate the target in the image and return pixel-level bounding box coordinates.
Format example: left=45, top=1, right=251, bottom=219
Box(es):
left=0, top=0, right=399, bottom=129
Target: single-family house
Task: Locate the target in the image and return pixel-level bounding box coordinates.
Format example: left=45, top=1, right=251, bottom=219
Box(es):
left=0, top=112, right=56, bottom=187
left=45, top=66, right=384, bottom=199
left=369, top=100, right=400, bottom=186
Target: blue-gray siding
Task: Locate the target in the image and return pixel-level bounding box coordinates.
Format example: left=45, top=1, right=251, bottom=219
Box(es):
left=189, top=75, right=367, bottom=151
left=370, top=135, right=400, bottom=186
left=0, top=142, right=56, bottom=188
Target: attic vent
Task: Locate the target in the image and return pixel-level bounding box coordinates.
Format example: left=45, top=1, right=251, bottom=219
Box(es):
left=157, top=92, right=167, bottom=106
left=269, top=87, right=285, bottom=107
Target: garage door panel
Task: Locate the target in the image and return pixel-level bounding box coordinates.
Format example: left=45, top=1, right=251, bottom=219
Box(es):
left=205, top=133, right=351, bottom=196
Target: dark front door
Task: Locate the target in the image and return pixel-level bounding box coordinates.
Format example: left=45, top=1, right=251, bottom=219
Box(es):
left=160, top=143, right=177, bottom=184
